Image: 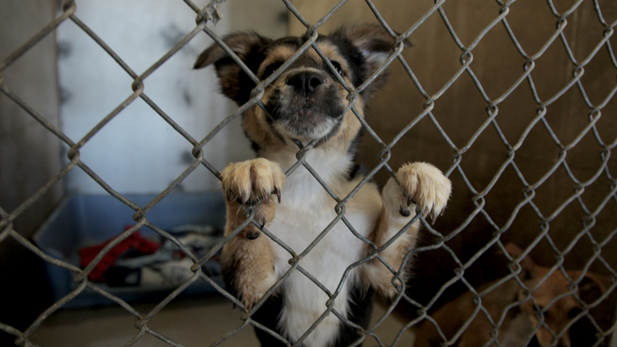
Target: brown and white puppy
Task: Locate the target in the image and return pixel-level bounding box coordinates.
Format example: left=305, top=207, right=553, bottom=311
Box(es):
left=414, top=243, right=612, bottom=347
left=194, top=25, right=452, bottom=347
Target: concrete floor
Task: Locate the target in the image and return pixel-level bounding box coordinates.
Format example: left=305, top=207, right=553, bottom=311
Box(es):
left=30, top=294, right=415, bottom=347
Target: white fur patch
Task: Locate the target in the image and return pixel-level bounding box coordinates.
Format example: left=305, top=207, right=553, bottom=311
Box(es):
left=265, top=148, right=381, bottom=347
left=273, top=116, right=340, bottom=142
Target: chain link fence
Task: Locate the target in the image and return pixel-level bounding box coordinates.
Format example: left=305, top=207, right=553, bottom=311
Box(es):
left=1, top=0, right=616, bottom=346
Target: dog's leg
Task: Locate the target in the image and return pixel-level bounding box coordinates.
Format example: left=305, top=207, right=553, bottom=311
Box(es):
left=364, top=162, right=451, bottom=297
left=220, top=158, right=285, bottom=309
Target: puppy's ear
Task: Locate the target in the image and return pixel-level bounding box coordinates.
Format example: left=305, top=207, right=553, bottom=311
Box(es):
left=331, top=24, right=411, bottom=94
left=504, top=243, right=537, bottom=280
left=569, top=270, right=612, bottom=303
left=194, top=32, right=271, bottom=104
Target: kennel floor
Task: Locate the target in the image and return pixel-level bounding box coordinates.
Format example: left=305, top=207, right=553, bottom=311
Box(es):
left=29, top=293, right=415, bottom=346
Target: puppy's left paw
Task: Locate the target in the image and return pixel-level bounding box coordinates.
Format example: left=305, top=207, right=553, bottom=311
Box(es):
left=385, top=162, right=451, bottom=222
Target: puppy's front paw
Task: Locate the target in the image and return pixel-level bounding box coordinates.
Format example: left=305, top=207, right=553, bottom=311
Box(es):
left=222, top=235, right=278, bottom=310
left=385, top=162, right=451, bottom=222
left=221, top=158, right=286, bottom=229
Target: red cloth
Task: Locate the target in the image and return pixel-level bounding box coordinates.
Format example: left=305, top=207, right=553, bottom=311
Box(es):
left=79, top=228, right=160, bottom=282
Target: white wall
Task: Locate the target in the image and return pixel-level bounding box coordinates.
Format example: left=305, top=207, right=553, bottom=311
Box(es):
left=58, top=0, right=288, bottom=195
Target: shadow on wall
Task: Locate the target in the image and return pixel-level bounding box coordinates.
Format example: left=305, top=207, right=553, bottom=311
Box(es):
left=0, top=1, right=62, bottom=345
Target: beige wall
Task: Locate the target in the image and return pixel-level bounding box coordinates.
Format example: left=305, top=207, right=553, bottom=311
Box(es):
left=289, top=0, right=616, bottom=308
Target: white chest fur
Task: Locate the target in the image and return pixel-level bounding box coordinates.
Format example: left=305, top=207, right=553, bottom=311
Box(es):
left=265, top=151, right=382, bottom=347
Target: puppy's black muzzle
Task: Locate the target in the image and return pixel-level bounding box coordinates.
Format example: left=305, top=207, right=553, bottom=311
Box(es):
left=286, top=71, right=324, bottom=97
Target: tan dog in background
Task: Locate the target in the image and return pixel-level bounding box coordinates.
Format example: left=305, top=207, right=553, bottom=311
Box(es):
left=414, top=243, right=612, bottom=347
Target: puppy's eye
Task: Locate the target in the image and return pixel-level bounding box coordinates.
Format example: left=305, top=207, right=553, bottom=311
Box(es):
left=262, top=62, right=283, bottom=80
left=329, top=61, right=345, bottom=77
left=568, top=307, right=582, bottom=319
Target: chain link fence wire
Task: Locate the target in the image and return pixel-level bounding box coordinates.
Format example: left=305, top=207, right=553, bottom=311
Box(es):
left=1, top=0, right=616, bottom=346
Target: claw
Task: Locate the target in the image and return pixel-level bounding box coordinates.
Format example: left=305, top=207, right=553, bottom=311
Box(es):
left=226, top=189, right=235, bottom=202
left=421, top=208, right=429, bottom=219
left=430, top=212, right=438, bottom=224
left=263, top=193, right=270, bottom=205
left=274, top=187, right=281, bottom=203
left=429, top=208, right=444, bottom=224
left=407, top=195, right=415, bottom=207
left=256, top=214, right=267, bottom=229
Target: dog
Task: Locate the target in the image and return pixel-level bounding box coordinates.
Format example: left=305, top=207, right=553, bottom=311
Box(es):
left=194, top=24, right=452, bottom=347
left=413, top=243, right=612, bottom=347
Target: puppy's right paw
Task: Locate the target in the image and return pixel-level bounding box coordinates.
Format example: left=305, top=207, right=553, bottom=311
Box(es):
left=383, top=162, right=451, bottom=222
left=222, top=236, right=278, bottom=311
left=221, top=158, right=286, bottom=231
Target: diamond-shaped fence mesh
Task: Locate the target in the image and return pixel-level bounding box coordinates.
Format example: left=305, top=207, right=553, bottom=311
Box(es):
left=1, top=0, right=616, bottom=346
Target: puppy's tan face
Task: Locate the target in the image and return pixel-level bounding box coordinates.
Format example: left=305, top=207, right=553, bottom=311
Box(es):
left=521, top=271, right=580, bottom=347
left=257, top=42, right=353, bottom=141
left=520, top=267, right=609, bottom=347
left=195, top=25, right=410, bottom=152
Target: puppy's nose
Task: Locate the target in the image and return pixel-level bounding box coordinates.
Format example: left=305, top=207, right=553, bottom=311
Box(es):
left=286, top=72, right=323, bottom=97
